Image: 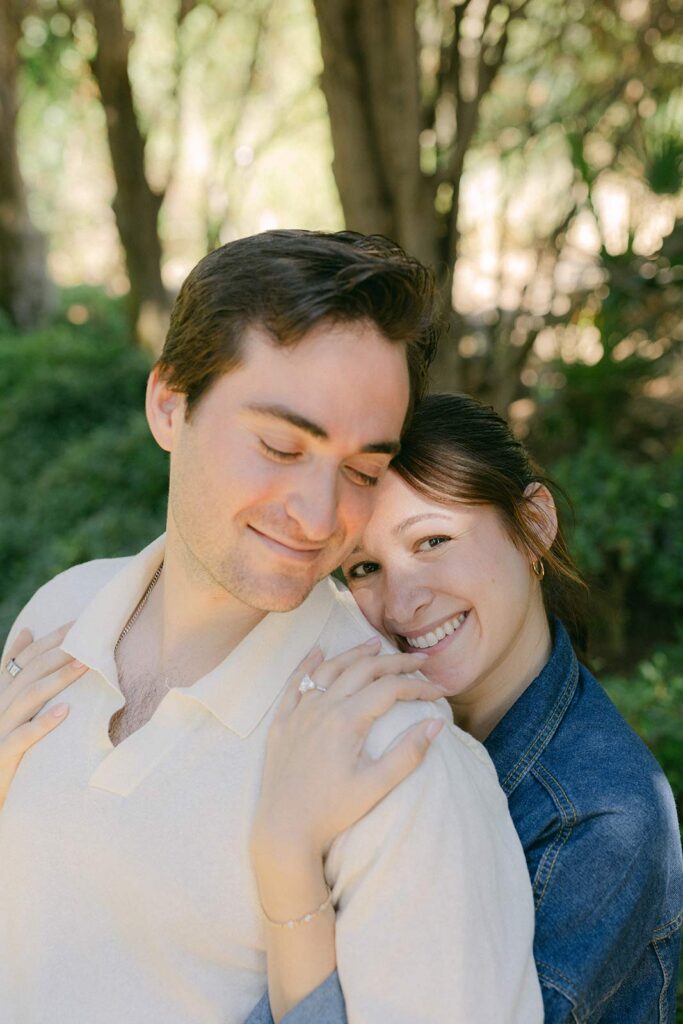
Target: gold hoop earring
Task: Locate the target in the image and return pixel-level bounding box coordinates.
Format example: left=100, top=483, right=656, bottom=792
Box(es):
left=532, top=558, right=545, bottom=580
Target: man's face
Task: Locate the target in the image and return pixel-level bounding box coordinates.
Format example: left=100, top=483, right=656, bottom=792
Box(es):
left=154, top=320, right=410, bottom=613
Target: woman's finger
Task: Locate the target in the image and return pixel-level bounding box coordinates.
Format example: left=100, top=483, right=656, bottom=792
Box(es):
left=306, top=637, right=382, bottom=690
left=349, top=675, right=448, bottom=725
left=278, top=637, right=385, bottom=712
left=1, top=703, right=70, bottom=769
left=275, top=645, right=326, bottom=720
left=1, top=622, right=74, bottom=686
left=326, top=650, right=430, bottom=698
left=0, top=629, right=34, bottom=691
left=0, top=646, right=81, bottom=716
left=21, top=622, right=75, bottom=663
left=361, top=717, right=444, bottom=804
left=0, top=660, right=87, bottom=737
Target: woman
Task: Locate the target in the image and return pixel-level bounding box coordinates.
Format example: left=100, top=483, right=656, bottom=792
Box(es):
left=245, top=394, right=682, bottom=1023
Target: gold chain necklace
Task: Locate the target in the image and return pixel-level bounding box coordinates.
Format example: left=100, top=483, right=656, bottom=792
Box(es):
left=114, top=561, right=164, bottom=655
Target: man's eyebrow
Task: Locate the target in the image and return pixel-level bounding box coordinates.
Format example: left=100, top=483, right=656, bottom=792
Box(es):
left=362, top=440, right=401, bottom=455
left=245, top=403, right=328, bottom=439
left=244, top=403, right=401, bottom=454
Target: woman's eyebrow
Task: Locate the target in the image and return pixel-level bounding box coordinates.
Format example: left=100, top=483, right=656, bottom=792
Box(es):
left=244, top=403, right=400, bottom=454
left=395, top=513, right=453, bottom=536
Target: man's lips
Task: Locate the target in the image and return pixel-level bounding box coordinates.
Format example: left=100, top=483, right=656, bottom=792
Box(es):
left=247, top=526, right=325, bottom=562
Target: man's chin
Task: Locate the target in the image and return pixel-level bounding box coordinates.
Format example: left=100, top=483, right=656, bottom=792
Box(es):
left=233, top=569, right=328, bottom=614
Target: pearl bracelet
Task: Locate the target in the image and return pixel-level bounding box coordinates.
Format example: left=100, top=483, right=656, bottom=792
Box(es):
left=261, top=885, right=333, bottom=929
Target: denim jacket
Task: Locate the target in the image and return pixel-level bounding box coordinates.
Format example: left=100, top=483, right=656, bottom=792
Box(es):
left=246, top=620, right=683, bottom=1023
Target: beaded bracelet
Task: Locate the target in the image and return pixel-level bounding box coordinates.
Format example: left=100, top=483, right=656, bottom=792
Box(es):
left=262, top=885, right=333, bottom=929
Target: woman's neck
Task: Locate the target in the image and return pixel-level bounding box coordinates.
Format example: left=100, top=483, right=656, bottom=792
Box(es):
left=449, top=612, right=553, bottom=742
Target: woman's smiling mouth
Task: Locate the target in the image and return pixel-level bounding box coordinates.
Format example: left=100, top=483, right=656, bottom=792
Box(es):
left=399, top=611, right=470, bottom=651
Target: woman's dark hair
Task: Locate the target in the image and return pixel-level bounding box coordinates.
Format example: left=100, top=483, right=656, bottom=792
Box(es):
left=157, top=229, right=439, bottom=422
left=392, top=393, right=590, bottom=658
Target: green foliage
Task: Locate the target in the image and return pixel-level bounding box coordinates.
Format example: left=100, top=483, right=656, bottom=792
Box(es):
left=643, top=92, right=683, bottom=196
left=603, top=641, right=683, bottom=816
left=0, top=291, right=167, bottom=639
left=530, top=218, right=682, bottom=463
left=552, top=437, right=682, bottom=580
left=549, top=437, right=683, bottom=656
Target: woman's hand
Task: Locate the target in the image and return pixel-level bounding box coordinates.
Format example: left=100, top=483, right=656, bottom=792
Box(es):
left=251, top=638, right=447, bottom=1022
left=0, top=624, right=87, bottom=811
left=252, top=637, right=446, bottom=874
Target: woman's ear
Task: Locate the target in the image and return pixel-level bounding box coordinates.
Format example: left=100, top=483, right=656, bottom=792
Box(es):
left=145, top=366, right=186, bottom=453
left=522, top=483, right=558, bottom=556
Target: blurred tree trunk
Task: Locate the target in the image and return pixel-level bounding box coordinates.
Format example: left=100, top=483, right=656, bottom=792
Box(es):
left=85, top=0, right=170, bottom=352
left=0, top=0, right=56, bottom=329
left=313, top=0, right=437, bottom=267
left=312, top=0, right=523, bottom=401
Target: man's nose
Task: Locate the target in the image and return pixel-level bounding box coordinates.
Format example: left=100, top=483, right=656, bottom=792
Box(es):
left=285, top=467, right=339, bottom=543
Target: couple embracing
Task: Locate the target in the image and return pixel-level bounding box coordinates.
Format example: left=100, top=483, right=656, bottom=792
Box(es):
left=1, top=230, right=680, bottom=1024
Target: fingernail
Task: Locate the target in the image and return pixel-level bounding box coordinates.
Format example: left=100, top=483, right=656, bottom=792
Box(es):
left=52, top=704, right=69, bottom=718
left=364, top=636, right=381, bottom=646
left=425, top=719, right=443, bottom=740
left=72, top=660, right=86, bottom=669
left=411, top=651, right=429, bottom=659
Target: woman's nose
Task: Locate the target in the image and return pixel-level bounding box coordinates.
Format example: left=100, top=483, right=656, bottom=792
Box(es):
left=382, top=569, right=433, bottom=633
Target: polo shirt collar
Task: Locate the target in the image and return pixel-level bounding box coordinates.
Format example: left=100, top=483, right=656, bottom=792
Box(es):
left=185, top=578, right=336, bottom=737
left=483, top=618, right=579, bottom=796
left=62, top=534, right=338, bottom=739
left=62, top=534, right=167, bottom=692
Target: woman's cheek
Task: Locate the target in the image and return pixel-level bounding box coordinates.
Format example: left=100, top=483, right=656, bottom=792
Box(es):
left=364, top=590, right=389, bottom=635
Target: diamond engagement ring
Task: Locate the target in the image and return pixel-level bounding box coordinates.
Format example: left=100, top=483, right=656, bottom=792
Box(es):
left=298, top=674, right=327, bottom=695
left=5, top=658, right=23, bottom=678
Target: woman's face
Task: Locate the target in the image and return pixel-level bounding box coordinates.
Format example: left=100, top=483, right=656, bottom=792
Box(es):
left=340, top=471, right=548, bottom=698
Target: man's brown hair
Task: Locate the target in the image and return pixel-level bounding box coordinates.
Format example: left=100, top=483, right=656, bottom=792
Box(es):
left=156, top=230, right=438, bottom=421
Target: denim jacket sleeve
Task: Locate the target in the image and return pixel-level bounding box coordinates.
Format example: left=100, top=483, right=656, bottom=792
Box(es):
left=242, top=971, right=347, bottom=1024
left=527, top=770, right=682, bottom=1024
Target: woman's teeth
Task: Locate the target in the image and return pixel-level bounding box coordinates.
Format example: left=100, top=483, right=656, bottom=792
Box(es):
left=404, top=612, right=468, bottom=649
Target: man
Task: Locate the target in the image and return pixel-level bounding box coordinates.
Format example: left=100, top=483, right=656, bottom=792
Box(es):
left=0, top=230, right=542, bottom=1023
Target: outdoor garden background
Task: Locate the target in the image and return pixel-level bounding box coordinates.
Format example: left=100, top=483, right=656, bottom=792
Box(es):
left=1, top=0, right=681, bottom=1011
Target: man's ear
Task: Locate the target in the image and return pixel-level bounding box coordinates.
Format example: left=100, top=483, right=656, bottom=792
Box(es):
left=145, top=366, right=186, bottom=453
left=522, top=483, right=558, bottom=556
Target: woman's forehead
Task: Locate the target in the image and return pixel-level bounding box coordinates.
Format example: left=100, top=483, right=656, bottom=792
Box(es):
left=362, top=472, right=464, bottom=543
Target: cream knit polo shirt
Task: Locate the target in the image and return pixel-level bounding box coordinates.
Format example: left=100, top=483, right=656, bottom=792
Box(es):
left=0, top=535, right=542, bottom=1024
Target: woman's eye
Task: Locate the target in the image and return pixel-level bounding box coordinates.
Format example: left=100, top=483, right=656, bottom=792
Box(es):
left=347, top=560, right=381, bottom=579
left=417, top=536, right=450, bottom=552
left=259, top=440, right=300, bottom=462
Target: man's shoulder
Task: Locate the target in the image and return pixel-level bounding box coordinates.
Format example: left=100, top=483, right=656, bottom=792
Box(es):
left=6, top=554, right=134, bottom=649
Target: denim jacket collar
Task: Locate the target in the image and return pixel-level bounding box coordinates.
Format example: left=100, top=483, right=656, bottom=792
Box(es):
left=484, top=618, right=580, bottom=797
